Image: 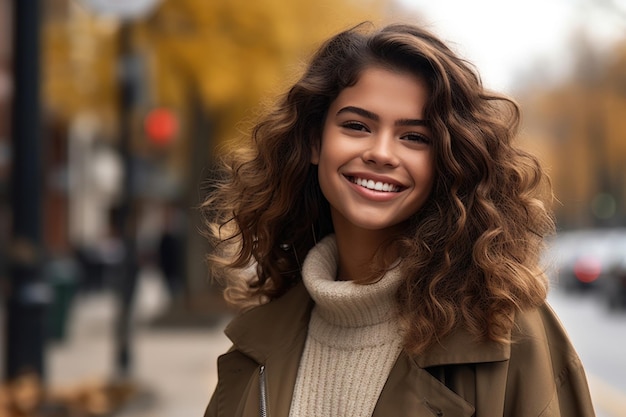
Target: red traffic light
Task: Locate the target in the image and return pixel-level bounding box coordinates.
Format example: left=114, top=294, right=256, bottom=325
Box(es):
left=144, top=107, right=178, bottom=146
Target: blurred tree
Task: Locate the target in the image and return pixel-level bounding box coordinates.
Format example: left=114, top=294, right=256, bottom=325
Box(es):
left=519, top=34, right=626, bottom=229
left=43, top=3, right=119, bottom=134
left=43, top=0, right=389, bottom=147
left=134, top=0, right=388, bottom=169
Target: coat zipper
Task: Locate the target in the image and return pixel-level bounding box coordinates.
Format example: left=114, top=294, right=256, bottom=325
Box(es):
left=259, top=365, right=269, bottom=417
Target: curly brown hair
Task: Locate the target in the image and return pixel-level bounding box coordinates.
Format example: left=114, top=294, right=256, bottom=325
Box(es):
left=201, top=22, right=555, bottom=354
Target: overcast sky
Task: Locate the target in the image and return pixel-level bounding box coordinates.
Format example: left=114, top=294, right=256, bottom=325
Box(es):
left=398, top=0, right=626, bottom=92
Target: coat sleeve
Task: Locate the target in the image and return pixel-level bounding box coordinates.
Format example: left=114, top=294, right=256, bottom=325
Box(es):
left=548, top=355, right=596, bottom=417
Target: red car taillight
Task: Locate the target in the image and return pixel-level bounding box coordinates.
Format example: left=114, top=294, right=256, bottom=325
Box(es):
left=573, top=257, right=602, bottom=283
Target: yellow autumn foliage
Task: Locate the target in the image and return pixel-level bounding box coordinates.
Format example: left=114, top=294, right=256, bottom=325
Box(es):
left=136, top=0, right=395, bottom=152
left=43, top=0, right=398, bottom=149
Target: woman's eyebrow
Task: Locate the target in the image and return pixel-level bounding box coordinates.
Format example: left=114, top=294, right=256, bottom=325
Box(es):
left=337, top=106, right=378, bottom=121
left=396, top=118, right=428, bottom=127
left=336, top=106, right=428, bottom=127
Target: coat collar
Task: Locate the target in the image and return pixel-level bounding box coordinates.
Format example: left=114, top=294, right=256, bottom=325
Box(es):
left=225, top=282, right=510, bottom=367
left=416, top=323, right=511, bottom=368
left=224, top=283, right=313, bottom=364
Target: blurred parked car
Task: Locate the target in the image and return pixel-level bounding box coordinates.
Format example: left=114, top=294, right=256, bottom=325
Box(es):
left=604, top=257, right=626, bottom=310
left=545, top=228, right=626, bottom=294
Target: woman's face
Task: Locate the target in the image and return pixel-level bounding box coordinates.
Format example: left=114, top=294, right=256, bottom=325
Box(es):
left=312, top=66, right=435, bottom=239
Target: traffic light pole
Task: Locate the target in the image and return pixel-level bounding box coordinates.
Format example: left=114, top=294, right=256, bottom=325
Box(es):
left=5, top=0, right=47, bottom=379
left=113, top=21, right=139, bottom=379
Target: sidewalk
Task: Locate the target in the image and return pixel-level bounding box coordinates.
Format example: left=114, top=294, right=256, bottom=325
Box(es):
left=47, top=268, right=232, bottom=417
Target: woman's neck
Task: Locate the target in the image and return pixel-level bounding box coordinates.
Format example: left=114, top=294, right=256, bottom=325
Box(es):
left=333, top=225, right=400, bottom=282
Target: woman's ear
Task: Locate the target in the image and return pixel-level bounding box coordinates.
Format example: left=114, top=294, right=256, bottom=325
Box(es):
left=311, top=142, right=320, bottom=165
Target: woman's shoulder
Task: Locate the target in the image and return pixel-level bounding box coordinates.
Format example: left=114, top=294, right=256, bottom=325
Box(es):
left=512, top=302, right=577, bottom=350
left=510, top=301, right=585, bottom=378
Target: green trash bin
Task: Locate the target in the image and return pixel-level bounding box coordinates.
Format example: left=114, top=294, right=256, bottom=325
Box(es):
left=46, top=257, right=80, bottom=341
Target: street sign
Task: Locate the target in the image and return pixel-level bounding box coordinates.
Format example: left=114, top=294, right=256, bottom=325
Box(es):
left=78, top=0, right=163, bottom=20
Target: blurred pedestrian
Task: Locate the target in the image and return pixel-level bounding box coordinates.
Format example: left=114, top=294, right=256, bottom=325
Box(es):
left=201, top=22, right=596, bottom=417
left=157, top=202, right=185, bottom=299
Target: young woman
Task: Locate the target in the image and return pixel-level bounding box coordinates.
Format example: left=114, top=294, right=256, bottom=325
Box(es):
left=201, top=22, right=596, bottom=417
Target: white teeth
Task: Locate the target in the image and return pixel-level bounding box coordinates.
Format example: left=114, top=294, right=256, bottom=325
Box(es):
left=352, top=177, right=399, bottom=192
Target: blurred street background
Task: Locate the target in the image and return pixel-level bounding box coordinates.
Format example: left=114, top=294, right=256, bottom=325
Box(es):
left=0, top=0, right=625, bottom=416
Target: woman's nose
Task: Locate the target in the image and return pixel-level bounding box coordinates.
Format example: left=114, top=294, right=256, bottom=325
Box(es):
left=361, top=134, right=399, bottom=167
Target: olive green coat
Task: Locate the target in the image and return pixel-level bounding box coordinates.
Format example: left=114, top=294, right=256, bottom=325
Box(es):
left=205, top=283, right=596, bottom=417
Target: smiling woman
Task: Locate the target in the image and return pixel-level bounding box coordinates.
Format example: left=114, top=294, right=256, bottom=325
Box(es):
left=200, top=22, right=596, bottom=417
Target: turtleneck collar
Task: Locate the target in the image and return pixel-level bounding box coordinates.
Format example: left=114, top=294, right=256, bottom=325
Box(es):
left=301, top=234, right=404, bottom=329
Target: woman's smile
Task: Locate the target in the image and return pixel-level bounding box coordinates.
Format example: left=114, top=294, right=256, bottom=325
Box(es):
left=346, top=175, right=403, bottom=193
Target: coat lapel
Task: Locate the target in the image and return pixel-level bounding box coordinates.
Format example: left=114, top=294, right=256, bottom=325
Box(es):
left=223, top=283, right=313, bottom=417
left=373, top=351, right=476, bottom=417
left=373, top=323, right=511, bottom=416
left=224, top=283, right=313, bottom=364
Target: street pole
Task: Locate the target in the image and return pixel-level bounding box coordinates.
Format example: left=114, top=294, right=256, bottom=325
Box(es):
left=5, top=0, right=48, bottom=379
left=113, top=21, right=139, bottom=379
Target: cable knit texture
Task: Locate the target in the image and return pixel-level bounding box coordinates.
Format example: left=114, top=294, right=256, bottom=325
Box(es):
left=288, top=235, right=404, bottom=417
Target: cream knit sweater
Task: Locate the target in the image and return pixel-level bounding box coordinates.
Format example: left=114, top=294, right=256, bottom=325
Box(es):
left=288, top=235, right=404, bottom=417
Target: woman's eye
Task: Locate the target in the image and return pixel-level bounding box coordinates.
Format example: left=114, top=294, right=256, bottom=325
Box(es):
left=403, top=133, right=431, bottom=144
left=342, top=121, right=369, bottom=132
